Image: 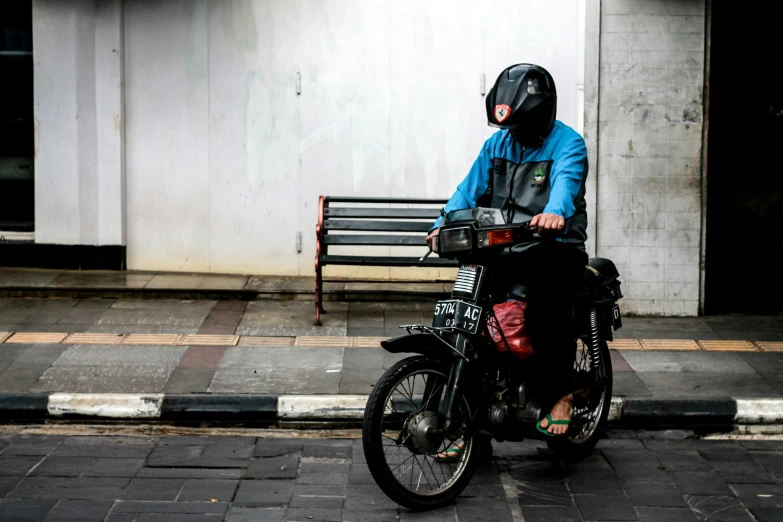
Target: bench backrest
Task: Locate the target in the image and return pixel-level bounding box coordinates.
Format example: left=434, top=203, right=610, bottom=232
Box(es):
left=318, top=196, right=447, bottom=248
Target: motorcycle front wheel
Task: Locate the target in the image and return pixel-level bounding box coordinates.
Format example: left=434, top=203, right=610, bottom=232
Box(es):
left=362, top=356, right=480, bottom=511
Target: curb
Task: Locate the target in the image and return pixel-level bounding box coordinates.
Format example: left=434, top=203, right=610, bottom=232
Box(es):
left=2, top=393, right=783, bottom=429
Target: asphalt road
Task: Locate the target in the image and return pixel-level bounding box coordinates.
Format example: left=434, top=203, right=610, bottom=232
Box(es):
left=1, top=428, right=782, bottom=521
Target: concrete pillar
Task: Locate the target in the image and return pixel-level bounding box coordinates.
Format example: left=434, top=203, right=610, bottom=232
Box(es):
left=596, top=0, right=706, bottom=316
left=583, top=0, right=601, bottom=258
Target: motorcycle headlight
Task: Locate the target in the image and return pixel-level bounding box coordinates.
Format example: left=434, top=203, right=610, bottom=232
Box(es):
left=438, top=227, right=473, bottom=253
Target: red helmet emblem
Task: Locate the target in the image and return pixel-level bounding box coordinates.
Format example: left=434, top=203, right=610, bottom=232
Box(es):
left=494, top=104, right=511, bottom=123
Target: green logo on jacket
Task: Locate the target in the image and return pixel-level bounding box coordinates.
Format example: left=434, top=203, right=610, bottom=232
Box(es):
left=534, top=165, right=546, bottom=185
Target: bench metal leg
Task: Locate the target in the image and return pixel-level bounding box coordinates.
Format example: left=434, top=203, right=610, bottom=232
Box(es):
left=315, top=264, right=324, bottom=326
left=315, top=203, right=326, bottom=326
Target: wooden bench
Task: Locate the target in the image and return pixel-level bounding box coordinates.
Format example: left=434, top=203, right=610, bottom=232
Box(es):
left=314, top=196, right=459, bottom=325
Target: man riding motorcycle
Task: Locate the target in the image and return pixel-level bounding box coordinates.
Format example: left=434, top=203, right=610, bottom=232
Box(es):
left=426, top=63, right=589, bottom=449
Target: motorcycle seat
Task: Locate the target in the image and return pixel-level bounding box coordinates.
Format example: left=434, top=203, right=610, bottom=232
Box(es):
left=583, top=257, right=620, bottom=288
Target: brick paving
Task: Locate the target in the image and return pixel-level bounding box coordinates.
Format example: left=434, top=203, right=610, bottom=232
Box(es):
left=0, top=432, right=781, bottom=521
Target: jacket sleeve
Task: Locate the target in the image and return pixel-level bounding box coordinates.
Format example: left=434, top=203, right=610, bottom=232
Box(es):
left=430, top=134, right=496, bottom=231
left=543, top=134, right=588, bottom=219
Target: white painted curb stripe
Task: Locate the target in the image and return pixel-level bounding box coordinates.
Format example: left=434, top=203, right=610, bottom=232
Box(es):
left=735, top=399, right=783, bottom=424
left=608, top=397, right=623, bottom=422
left=278, top=395, right=626, bottom=422
left=33, top=393, right=631, bottom=424
left=48, top=393, right=164, bottom=418
left=278, top=395, right=369, bottom=419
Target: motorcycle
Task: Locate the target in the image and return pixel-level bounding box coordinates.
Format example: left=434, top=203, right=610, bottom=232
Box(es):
left=361, top=207, right=623, bottom=510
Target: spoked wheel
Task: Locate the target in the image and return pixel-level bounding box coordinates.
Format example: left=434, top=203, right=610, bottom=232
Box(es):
left=362, top=356, right=480, bottom=511
left=546, top=335, right=613, bottom=460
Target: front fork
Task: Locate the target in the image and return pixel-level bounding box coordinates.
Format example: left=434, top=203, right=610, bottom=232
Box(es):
left=437, top=333, right=471, bottom=439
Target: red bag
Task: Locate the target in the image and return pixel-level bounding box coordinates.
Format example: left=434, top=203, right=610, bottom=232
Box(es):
left=488, top=300, right=534, bottom=361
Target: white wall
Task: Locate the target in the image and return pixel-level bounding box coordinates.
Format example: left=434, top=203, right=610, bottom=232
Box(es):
left=122, top=0, right=586, bottom=276
left=33, top=0, right=584, bottom=276
left=124, top=0, right=210, bottom=271
left=208, top=0, right=301, bottom=276
left=33, top=0, right=124, bottom=246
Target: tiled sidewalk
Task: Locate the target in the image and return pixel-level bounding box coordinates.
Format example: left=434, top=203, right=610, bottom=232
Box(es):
left=2, top=296, right=783, bottom=397
left=2, top=296, right=782, bottom=341
left=2, top=333, right=783, bottom=397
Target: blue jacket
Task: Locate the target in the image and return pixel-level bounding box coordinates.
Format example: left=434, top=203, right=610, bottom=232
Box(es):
left=431, top=120, right=589, bottom=251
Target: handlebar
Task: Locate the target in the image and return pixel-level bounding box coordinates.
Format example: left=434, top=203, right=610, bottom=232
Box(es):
left=422, top=219, right=565, bottom=260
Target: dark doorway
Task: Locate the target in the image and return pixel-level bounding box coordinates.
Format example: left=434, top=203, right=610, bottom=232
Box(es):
left=704, top=2, right=783, bottom=314
left=0, top=1, right=34, bottom=235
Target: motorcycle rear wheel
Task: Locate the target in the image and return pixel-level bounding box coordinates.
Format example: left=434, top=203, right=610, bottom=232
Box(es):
left=362, top=356, right=480, bottom=511
left=546, top=337, right=613, bottom=460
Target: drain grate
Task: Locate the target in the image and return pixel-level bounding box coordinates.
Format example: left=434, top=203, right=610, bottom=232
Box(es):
left=607, top=339, right=642, bottom=350
left=64, top=333, right=125, bottom=345
left=699, top=340, right=758, bottom=352
left=353, top=337, right=387, bottom=348
left=237, top=336, right=296, bottom=346
left=640, top=339, right=700, bottom=351
left=294, top=336, right=352, bottom=347
left=121, top=334, right=182, bottom=345
left=5, top=332, right=68, bottom=344
left=178, top=334, right=239, bottom=346
left=757, top=342, right=783, bottom=352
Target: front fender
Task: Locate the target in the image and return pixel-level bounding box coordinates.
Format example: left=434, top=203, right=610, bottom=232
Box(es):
left=380, top=332, right=454, bottom=360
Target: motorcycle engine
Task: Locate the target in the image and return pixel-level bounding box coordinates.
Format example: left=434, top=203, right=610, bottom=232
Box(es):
left=487, top=383, right=526, bottom=441
left=487, top=383, right=542, bottom=441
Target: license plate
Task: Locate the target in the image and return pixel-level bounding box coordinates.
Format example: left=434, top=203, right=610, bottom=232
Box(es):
left=612, top=304, right=622, bottom=330
left=432, top=300, right=482, bottom=334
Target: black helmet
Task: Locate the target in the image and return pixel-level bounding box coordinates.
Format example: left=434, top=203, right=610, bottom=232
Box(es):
left=486, top=63, right=557, bottom=146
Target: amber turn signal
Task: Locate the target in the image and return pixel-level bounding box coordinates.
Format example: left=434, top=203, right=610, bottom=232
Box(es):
left=487, top=229, right=513, bottom=246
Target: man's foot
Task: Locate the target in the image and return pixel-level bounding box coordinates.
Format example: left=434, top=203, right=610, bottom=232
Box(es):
left=538, top=394, right=573, bottom=435
left=434, top=441, right=464, bottom=462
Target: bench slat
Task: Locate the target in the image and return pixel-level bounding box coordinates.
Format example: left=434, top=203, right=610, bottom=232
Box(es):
left=324, top=207, right=440, bottom=219
left=325, top=196, right=448, bottom=204
left=324, top=219, right=432, bottom=232
left=320, top=254, right=458, bottom=267
left=324, top=235, right=425, bottom=246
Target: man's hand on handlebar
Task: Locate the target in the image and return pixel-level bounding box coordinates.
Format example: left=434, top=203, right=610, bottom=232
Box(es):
left=530, top=213, right=565, bottom=235
left=426, top=228, right=439, bottom=250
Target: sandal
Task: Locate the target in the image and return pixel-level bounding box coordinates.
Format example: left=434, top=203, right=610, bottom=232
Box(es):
left=434, top=445, right=463, bottom=463
left=535, top=413, right=571, bottom=437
